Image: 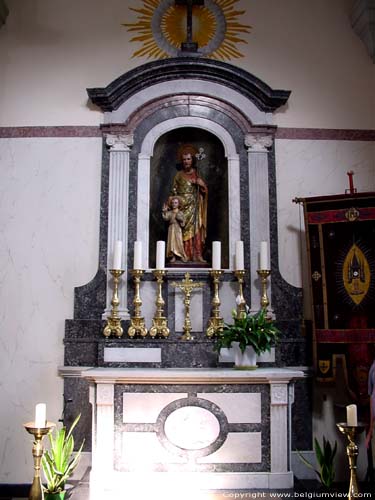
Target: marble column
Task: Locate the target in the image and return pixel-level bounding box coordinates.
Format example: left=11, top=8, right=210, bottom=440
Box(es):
left=270, top=383, right=289, bottom=474
left=90, top=382, right=115, bottom=498
left=245, top=134, right=274, bottom=314
left=104, top=134, right=133, bottom=319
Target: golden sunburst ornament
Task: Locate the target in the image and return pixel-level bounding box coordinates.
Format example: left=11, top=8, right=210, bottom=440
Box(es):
left=123, top=0, right=251, bottom=60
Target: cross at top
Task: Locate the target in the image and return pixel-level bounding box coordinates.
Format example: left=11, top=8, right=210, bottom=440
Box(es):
left=175, top=0, right=204, bottom=52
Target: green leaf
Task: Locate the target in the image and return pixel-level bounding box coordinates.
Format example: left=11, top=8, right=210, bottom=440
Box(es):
left=213, top=308, right=279, bottom=356
left=314, top=437, right=323, bottom=466
left=42, top=414, right=84, bottom=494
left=299, top=437, right=337, bottom=489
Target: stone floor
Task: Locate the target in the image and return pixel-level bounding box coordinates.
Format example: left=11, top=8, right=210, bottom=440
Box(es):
left=67, top=472, right=375, bottom=500
left=1, top=474, right=374, bottom=500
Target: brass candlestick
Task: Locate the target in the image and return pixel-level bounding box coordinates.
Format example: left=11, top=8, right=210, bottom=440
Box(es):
left=234, top=270, right=247, bottom=318
left=337, top=423, right=365, bottom=500
left=24, top=421, right=55, bottom=500
left=103, top=269, right=124, bottom=338
left=206, top=270, right=224, bottom=338
left=149, top=269, right=170, bottom=338
left=128, top=269, right=148, bottom=338
left=257, top=269, right=271, bottom=310
left=171, top=272, right=205, bottom=341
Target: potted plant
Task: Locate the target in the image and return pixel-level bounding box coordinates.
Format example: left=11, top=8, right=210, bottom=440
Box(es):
left=298, top=436, right=337, bottom=489
left=42, top=414, right=84, bottom=500
left=214, top=307, right=279, bottom=369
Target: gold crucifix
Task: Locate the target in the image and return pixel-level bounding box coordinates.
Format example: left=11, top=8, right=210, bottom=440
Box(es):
left=171, top=272, right=205, bottom=340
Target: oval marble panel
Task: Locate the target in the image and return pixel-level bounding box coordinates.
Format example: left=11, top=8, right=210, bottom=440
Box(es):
left=164, top=406, right=220, bottom=450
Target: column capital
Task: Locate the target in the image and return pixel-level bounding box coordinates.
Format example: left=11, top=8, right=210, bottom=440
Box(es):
left=245, top=134, right=273, bottom=152
left=271, top=383, right=288, bottom=405
left=106, top=134, right=134, bottom=151
left=97, top=383, right=114, bottom=405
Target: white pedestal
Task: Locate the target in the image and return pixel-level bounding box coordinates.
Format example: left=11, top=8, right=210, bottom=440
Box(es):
left=69, top=367, right=305, bottom=497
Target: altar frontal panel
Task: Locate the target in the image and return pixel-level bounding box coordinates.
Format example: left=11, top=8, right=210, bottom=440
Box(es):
left=113, top=384, right=269, bottom=473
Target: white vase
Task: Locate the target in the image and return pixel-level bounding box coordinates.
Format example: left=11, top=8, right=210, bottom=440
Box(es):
left=232, top=343, right=257, bottom=370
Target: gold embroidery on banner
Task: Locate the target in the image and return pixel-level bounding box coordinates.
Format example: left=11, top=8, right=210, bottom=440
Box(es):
left=319, top=359, right=331, bottom=375
left=345, top=207, right=359, bottom=222
left=312, top=271, right=321, bottom=282
left=343, top=244, right=370, bottom=305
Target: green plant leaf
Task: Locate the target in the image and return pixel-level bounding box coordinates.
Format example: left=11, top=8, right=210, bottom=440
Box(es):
left=213, top=308, right=279, bottom=356
left=314, top=437, right=323, bottom=466
left=299, top=437, right=337, bottom=489
left=42, top=414, right=84, bottom=494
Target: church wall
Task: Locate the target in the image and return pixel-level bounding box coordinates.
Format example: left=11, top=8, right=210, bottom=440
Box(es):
left=0, top=0, right=374, bottom=486
left=0, top=137, right=102, bottom=482
left=0, top=0, right=373, bottom=129
left=275, top=139, right=375, bottom=316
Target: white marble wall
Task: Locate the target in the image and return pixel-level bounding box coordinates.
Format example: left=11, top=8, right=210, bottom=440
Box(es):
left=275, top=139, right=375, bottom=317
left=0, top=137, right=102, bottom=482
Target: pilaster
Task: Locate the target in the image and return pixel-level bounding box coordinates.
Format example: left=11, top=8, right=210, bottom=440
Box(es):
left=270, top=383, right=289, bottom=473
left=104, top=134, right=133, bottom=319
left=245, top=134, right=274, bottom=314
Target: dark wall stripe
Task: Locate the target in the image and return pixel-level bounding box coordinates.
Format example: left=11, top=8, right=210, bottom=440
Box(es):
left=0, top=126, right=374, bottom=141
left=0, top=126, right=101, bottom=138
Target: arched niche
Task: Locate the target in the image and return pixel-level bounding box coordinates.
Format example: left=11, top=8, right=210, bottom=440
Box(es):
left=149, top=127, right=229, bottom=268
left=137, top=115, right=240, bottom=270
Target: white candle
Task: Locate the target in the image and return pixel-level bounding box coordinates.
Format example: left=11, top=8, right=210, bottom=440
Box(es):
left=112, top=240, right=122, bottom=270
left=235, top=240, right=244, bottom=270
left=212, top=241, right=221, bottom=270
left=156, top=241, right=165, bottom=270
left=346, top=404, right=357, bottom=426
left=35, top=403, right=46, bottom=428
left=260, top=241, right=269, bottom=270
left=134, top=241, right=142, bottom=269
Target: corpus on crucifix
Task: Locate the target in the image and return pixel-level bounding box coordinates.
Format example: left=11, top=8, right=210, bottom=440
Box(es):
left=175, top=0, right=204, bottom=52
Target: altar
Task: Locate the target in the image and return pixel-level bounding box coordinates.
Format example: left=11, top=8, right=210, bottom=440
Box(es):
left=60, top=56, right=311, bottom=496
left=59, top=366, right=304, bottom=498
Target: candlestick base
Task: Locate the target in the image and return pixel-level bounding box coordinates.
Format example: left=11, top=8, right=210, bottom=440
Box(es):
left=149, top=317, right=170, bottom=338
left=128, top=317, right=148, bottom=338
left=206, top=317, right=224, bottom=338
left=103, top=269, right=124, bottom=338
left=24, top=421, right=55, bottom=500
left=103, top=316, right=124, bottom=338
left=337, top=422, right=365, bottom=500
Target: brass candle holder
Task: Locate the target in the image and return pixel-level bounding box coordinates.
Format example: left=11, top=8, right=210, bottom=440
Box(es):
left=149, top=269, right=170, bottom=338
left=206, top=269, right=224, bottom=338
left=103, top=269, right=124, bottom=338
left=234, top=270, right=247, bottom=318
left=24, top=421, right=55, bottom=500
left=336, top=422, right=365, bottom=500
left=171, top=272, right=204, bottom=341
left=257, top=269, right=271, bottom=310
left=128, top=269, right=148, bottom=338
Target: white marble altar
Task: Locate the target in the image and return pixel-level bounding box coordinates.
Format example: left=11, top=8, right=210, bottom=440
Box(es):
left=61, top=367, right=305, bottom=498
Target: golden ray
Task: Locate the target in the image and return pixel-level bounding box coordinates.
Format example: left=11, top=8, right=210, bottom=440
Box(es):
left=123, top=0, right=251, bottom=60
